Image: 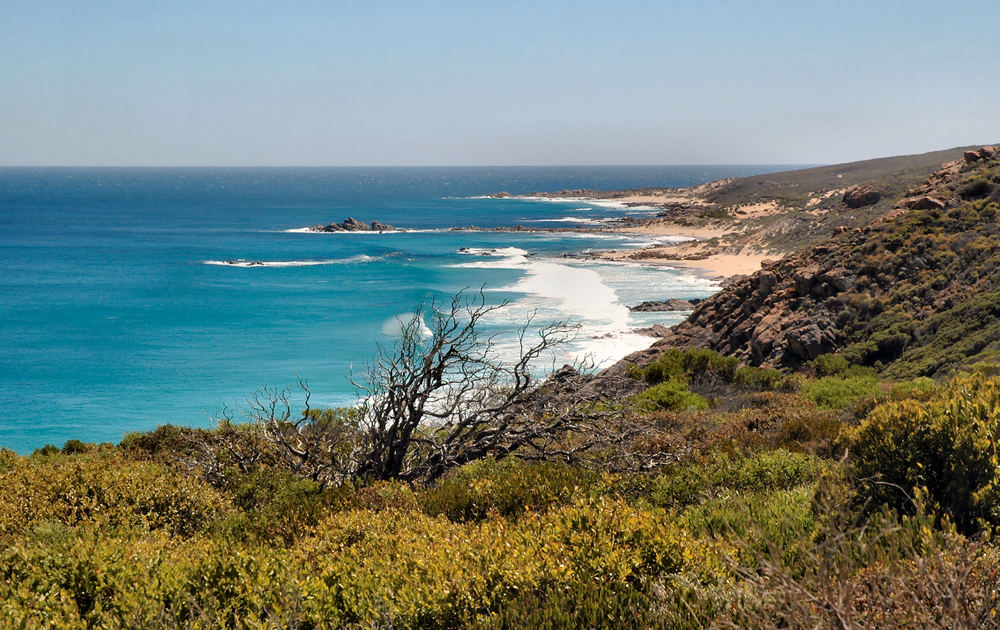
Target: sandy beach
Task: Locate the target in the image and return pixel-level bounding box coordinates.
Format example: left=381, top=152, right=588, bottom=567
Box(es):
left=515, top=182, right=785, bottom=280
left=587, top=211, right=777, bottom=280
left=596, top=242, right=775, bottom=279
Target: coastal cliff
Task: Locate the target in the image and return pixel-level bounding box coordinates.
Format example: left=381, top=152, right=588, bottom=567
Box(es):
left=615, top=146, right=1000, bottom=377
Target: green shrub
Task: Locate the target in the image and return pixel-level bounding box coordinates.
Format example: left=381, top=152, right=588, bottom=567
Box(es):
left=293, top=498, right=707, bottom=627
left=420, top=457, right=599, bottom=522
left=219, top=470, right=344, bottom=545
left=470, top=580, right=660, bottom=629
left=680, top=484, right=817, bottom=569
left=120, top=424, right=206, bottom=461
left=849, top=372, right=1000, bottom=533
left=634, top=348, right=739, bottom=386
left=0, top=455, right=226, bottom=539
left=801, top=375, right=881, bottom=410
left=61, top=439, right=90, bottom=455
left=636, top=381, right=710, bottom=412
left=732, top=365, right=787, bottom=391
left=958, top=177, right=994, bottom=200
left=0, top=448, right=16, bottom=473
left=889, top=376, right=938, bottom=401
left=811, top=354, right=849, bottom=377
left=651, top=449, right=821, bottom=510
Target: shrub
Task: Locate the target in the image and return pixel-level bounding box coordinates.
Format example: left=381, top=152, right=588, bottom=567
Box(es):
left=651, top=449, right=821, bottom=510
left=420, top=457, right=599, bottom=522
left=634, top=348, right=738, bottom=386
left=219, top=470, right=344, bottom=545
left=849, top=372, right=1000, bottom=533
left=958, top=177, right=994, bottom=200
left=732, top=365, right=787, bottom=391
left=680, top=484, right=817, bottom=569
left=0, top=448, right=16, bottom=473
left=0, top=455, right=226, bottom=540
left=61, top=439, right=90, bottom=455
left=293, top=498, right=706, bottom=627
left=774, top=410, right=845, bottom=457
left=811, top=354, right=849, bottom=377
left=888, top=376, right=938, bottom=401
left=635, top=381, right=710, bottom=412
left=801, top=375, right=881, bottom=410
left=120, top=424, right=208, bottom=461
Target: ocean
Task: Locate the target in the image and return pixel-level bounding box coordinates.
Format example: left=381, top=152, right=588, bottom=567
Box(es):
left=0, top=165, right=792, bottom=452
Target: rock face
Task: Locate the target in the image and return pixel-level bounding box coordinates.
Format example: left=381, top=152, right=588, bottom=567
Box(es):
left=842, top=185, right=882, bottom=208
left=628, top=299, right=701, bottom=312
left=309, top=218, right=396, bottom=232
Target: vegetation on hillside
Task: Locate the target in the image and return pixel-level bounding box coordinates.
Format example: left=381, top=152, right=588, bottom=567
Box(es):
left=4, top=345, right=1000, bottom=627
left=654, top=148, right=1000, bottom=377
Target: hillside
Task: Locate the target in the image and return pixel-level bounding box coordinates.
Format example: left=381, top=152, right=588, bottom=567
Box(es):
left=619, top=145, right=1000, bottom=377
left=535, top=146, right=977, bottom=258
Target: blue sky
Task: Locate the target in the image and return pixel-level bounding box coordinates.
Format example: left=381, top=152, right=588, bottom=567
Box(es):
left=1, top=0, right=997, bottom=165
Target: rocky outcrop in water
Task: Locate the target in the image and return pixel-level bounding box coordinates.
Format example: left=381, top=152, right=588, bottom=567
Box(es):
left=309, top=218, right=396, bottom=232
left=629, top=299, right=701, bottom=312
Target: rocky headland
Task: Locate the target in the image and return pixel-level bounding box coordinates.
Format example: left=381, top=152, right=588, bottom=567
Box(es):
left=607, top=145, right=1000, bottom=378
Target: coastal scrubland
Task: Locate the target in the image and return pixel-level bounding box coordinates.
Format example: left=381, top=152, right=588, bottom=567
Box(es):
left=4, top=147, right=1000, bottom=627
left=4, top=350, right=1000, bottom=627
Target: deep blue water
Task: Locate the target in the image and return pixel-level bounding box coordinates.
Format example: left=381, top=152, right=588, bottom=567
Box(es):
left=0, top=165, right=796, bottom=452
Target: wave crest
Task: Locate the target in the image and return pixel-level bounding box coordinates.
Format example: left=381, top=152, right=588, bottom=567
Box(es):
left=203, top=255, right=377, bottom=268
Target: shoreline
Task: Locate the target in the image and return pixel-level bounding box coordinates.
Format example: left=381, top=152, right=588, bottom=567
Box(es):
left=490, top=187, right=783, bottom=282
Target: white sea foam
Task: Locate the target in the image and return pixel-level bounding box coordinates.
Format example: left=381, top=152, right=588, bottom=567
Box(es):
left=456, top=247, right=530, bottom=257
left=520, top=196, right=659, bottom=213
left=283, top=227, right=407, bottom=234
left=523, top=216, right=609, bottom=226
left=380, top=312, right=433, bottom=338
left=447, top=246, right=676, bottom=368
left=203, top=255, right=377, bottom=268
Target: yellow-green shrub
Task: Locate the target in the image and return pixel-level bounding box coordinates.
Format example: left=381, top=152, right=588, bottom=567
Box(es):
left=850, top=372, right=1000, bottom=533
left=294, top=498, right=708, bottom=627
left=420, top=457, right=600, bottom=522
left=0, top=454, right=226, bottom=540
left=651, top=449, right=821, bottom=510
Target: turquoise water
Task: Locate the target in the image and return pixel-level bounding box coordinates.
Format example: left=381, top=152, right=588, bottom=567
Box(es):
left=0, top=166, right=792, bottom=452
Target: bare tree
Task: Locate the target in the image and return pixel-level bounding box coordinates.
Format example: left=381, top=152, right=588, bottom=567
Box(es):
left=349, top=290, right=580, bottom=481
left=239, top=289, right=670, bottom=486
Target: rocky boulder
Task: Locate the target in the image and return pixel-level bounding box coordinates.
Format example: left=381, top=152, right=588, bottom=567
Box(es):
left=904, top=196, right=947, bottom=211
left=843, top=185, right=882, bottom=208
left=964, top=146, right=997, bottom=163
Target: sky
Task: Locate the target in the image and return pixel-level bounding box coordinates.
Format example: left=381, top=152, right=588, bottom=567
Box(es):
left=1, top=0, right=998, bottom=166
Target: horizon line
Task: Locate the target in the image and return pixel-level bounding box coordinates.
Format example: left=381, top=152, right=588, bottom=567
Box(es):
left=0, top=162, right=819, bottom=169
